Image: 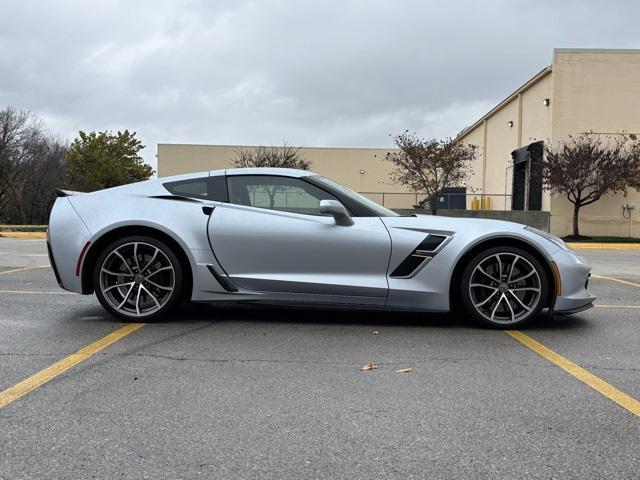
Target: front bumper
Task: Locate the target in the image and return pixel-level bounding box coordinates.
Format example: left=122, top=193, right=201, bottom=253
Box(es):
left=550, top=248, right=596, bottom=314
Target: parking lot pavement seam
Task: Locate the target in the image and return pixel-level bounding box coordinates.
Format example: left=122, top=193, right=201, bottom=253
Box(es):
left=0, top=353, right=65, bottom=358
left=0, top=323, right=145, bottom=411
left=96, top=352, right=574, bottom=370
left=505, top=330, right=640, bottom=418
left=0, top=265, right=50, bottom=276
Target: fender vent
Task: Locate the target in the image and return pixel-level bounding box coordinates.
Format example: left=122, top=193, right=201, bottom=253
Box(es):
left=390, top=234, right=448, bottom=278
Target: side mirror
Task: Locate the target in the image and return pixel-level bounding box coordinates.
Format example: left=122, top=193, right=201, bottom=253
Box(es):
left=320, top=200, right=354, bottom=226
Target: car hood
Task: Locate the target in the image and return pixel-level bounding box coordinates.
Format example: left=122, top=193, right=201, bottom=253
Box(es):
left=381, top=214, right=527, bottom=235
left=381, top=214, right=562, bottom=257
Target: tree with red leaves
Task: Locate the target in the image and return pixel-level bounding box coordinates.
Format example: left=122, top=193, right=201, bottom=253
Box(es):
left=386, top=131, right=477, bottom=215
left=543, top=133, right=640, bottom=239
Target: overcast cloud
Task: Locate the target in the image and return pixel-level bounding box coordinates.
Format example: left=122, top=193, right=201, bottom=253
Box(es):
left=1, top=0, right=639, bottom=170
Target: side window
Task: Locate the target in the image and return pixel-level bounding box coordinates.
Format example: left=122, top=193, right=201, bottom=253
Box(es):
left=227, top=175, right=339, bottom=215
left=163, top=176, right=228, bottom=202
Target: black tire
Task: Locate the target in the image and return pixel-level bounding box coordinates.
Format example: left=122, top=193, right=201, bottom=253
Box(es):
left=93, top=235, right=183, bottom=322
left=460, top=246, right=548, bottom=328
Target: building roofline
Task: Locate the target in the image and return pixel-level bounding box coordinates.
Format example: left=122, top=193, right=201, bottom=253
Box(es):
left=553, top=48, right=640, bottom=63
left=157, top=142, right=394, bottom=151
left=455, top=66, right=552, bottom=140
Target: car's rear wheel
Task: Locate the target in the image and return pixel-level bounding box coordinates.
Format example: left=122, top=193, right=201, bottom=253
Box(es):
left=460, top=246, right=548, bottom=328
left=93, top=236, right=183, bottom=321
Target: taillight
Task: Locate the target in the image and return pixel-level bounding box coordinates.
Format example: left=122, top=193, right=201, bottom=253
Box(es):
left=75, top=241, right=91, bottom=276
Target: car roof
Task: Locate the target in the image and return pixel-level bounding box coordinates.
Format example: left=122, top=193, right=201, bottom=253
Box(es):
left=216, top=167, right=316, bottom=177
left=155, top=167, right=316, bottom=186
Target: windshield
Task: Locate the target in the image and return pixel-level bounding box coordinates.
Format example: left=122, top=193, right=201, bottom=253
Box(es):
left=311, top=175, right=399, bottom=217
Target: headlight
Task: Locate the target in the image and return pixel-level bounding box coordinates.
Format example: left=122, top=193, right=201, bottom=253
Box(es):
left=524, top=226, right=567, bottom=250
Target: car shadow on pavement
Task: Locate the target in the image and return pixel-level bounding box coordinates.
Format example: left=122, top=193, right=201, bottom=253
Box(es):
left=153, top=302, right=593, bottom=332
left=517, top=311, right=592, bottom=332
left=64, top=302, right=593, bottom=332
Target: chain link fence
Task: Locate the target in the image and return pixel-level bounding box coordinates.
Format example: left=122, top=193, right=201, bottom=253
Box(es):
left=358, top=192, right=513, bottom=210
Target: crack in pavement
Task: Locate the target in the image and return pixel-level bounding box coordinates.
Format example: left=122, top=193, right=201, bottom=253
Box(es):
left=1, top=349, right=637, bottom=372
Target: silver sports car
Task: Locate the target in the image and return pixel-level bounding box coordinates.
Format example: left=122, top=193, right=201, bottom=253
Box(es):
left=47, top=168, right=595, bottom=327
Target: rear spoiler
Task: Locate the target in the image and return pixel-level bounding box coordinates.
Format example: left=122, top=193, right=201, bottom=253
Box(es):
left=55, top=188, right=86, bottom=197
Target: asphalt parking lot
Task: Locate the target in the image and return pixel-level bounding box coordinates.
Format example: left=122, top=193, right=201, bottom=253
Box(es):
left=1, top=238, right=639, bottom=479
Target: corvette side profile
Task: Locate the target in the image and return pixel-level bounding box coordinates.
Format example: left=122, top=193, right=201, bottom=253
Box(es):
left=47, top=168, right=595, bottom=327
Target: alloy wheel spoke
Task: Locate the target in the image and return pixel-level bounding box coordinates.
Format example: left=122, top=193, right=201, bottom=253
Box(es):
left=141, top=284, right=162, bottom=310
left=496, top=254, right=503, bottom=280
left=145, top=266, right=173, bottom=279
left=490, top=293, right=506, bottom=321
left=510, top=270, right=535, bottom=283
left=145, top=278, right=173, bottom=291
left=114, top=250, right=134, bottom=275
left=510, top=287, right=540, bottom=292
left=116, top=283, right=136, bottom=310
left=140, top=248, right=159, bottom=275
left=135, top=284, right=142, bottom=316
left=470, top=283, right=497, bottom=290
left=474, top=289, right=499, bottom=308
left=503, top=294, right=516, bottom=321
left=101, top=268, right=133, bottom=278
left=508, top=290, right=532, bottom=312
left=507, top=255, right=520, bottom=283
left=477, top=266, right=499, bottom=283
left=104, top=281, right=134, bottom=293
left=133, top=243, right=141, bottom=272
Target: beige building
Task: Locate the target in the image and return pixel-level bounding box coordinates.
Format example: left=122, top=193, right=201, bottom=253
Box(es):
left=158, top=48, right=640, bottom=237
left=457, top=48, right=640, bottom=237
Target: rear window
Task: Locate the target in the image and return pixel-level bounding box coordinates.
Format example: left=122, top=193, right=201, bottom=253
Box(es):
left=163, top=176, right=228, bottom=202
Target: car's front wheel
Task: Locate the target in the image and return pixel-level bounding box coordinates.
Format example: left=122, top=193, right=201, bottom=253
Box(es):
left=93, top=236, right=183, bottom=321
left=460, top=246, right=548, bottom=328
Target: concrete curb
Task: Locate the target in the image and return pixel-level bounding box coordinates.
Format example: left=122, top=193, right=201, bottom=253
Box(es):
left=0, top=232, right=47, bottom=239
left=567, top=242, right=640, bottom=250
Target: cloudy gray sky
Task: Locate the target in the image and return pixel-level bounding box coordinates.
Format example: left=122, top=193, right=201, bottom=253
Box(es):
left=2, top=0, right=639, bottom=170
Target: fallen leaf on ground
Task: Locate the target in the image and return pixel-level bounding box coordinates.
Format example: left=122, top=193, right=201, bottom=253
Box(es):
left=395, top=368, right=413, bottom=373
left=360, top=362, right=378, bottom=371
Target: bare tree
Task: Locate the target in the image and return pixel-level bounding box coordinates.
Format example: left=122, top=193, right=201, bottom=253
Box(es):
left=14, top=138, right=67, bottom=224
left=233, top=142, right=311, bottom=208
left=386, top=131, right=477, bottom=215
left=233, top=142, right=311, bottom=170
left=0, top=107, right=67, bottom=224
left=543, top=133, right=640, bottom=239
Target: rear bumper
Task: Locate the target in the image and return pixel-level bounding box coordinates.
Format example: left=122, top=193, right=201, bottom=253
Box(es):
left=48, top=198, right=92, bottom=293
left=550, top=248, right=596, bottom=314
left=46, top=236, right=64, bottom=289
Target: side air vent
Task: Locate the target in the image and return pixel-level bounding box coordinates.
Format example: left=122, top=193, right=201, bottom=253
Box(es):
left=413, top=234, right=447, bottom=256
left=390, top=234, right=449, bottom=278
left=390, top=255, right=426, bottom=278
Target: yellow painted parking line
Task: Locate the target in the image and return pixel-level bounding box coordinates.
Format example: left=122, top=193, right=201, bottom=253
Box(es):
left=591, top=274, right=640, bottom=289
left=0, top=323, right=145, bottom=411
left=0, top=265, right=50, bottom=276
left=506, top=330, right=640, bottom=417
left=595, top=304, right=640, bottom=309
left=0, top=232, right=47, bottom=239
left=568, top=243, right=640, bottom=250
left=0, top=290, right=76, bottom=295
